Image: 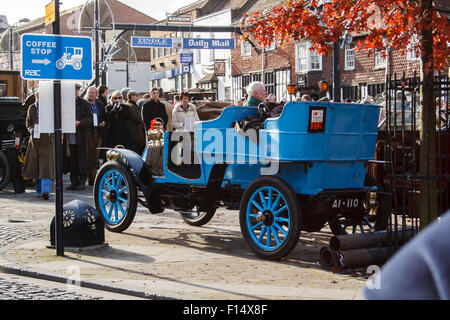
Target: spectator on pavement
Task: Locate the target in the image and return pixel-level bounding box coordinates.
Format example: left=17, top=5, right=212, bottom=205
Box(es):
left=22, top=91, right=54, bottom=200
left=97, top=85, right=108, bottom=107
left=104, top=91, right=132, bottom=150
left=85, top=86, right=106, bottom=186
left=159, top=87, right=173, bottom=131
left=66, top=84, right=93, bottom=191
left=137, top=93, right=150, bottom=113
left=121, top=87, right=131, bottom=103
left=123, top=91, right=146, bottom=155
left=141, top=87, right=169, bottom=131
left=172, top=91, right=200, bottom=131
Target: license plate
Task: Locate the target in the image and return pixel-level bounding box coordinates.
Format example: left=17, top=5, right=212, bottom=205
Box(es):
left=331, top=198, right=361, bottom=209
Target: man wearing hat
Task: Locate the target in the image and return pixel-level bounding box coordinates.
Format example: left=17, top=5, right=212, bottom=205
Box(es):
left=66, top=84, right=93, bottom=190
left=123, top=90, right=146, bottom=155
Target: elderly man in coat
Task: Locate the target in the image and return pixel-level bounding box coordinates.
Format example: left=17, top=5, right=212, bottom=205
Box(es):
left=66, top=84, right=93, bottom=190
left=22, top=91, right=54, bottom=200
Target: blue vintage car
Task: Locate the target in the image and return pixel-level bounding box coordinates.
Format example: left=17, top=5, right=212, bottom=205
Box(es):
left=94, top=101, right=380, bottom=260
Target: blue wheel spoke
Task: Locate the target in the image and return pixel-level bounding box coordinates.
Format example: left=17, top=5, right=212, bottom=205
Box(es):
left=103, top=200, right=111, bottom=207
left=117, top=201, right=126, bottom=216
left=272, top=227, right=281, bottom=245
left=114, top=203, right=119, bottom=221
left=258, top=226, right=267, bottom=242
left=274, top=205, right=288, bottom=216
left=258, top=191, right=267, bottom=209
left=248, top=213, right=259, bottom=219
left=251, top=222, right=263, bottom=231
left=105, top=179, right=112, bottom=191
left=273, top=222, right=288, bottom=236
left=118, top=196, right=128, bottom=204
left=266, top=227, right=272, bottom=248
left=271, top=194, right=281, bottom=211
left=101, top=189, right=109, bottom=195
left=118, top=186, right=128, bottom=195
left=364, top=217, right=373, bottom=230
left=107, top=203, right=113, bottom=219
left=111, top=174, right=116, bottom=189
left=116, top=175, right=124, bottom=188
left=251, top=200, right=264, bottom=213
left=359, top=224, right=365, bottom=233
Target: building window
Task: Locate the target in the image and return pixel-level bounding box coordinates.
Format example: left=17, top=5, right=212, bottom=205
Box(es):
left=296, top=42, right=308, bottom=72
left=264, top=71, right=275, bottom=95
left=344, top=43, right=355, bottom=70
left=265, top=35, right=276, bottom=51
left=241, top=40, right=252, bottom=57
left=342, top=85, right=360, bottom=102
left=368, top=83, right=385, bottom=99
left=407, top=35, right=420, bottom=61
left=296, top=41, right=322, bottom=72
left=374, top=50, right=386, bottom=69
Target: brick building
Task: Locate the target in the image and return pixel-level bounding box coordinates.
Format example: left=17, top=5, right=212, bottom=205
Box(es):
left=231, top=0, right=296, bottom=103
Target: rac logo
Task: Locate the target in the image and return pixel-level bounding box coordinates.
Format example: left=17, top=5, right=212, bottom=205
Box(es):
left=24, top=70, right=41, bottom=77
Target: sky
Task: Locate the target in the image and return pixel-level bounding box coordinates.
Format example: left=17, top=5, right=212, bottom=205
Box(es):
left=2, top=0, right=199, bottom=25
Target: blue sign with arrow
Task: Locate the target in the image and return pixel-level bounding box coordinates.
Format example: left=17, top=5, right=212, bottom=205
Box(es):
left=21, top=34, right=93, bottom=81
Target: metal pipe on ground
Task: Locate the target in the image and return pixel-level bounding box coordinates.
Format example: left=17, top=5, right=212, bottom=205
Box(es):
left=336, top=247, right=390, bottom=269
left=330, top=228, right=415, bottom=251
left=319, top=246, right=334, bottom=266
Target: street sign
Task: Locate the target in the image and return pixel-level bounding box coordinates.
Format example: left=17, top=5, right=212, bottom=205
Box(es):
left=180, top=53, right=193, bottom=64
left=131, top=36, right=173, bottom=48
left=45, top=1, right=56, bottom=26
left=183, top=38, right=235, bottom=50
left=167, top=16, right=191, bottom=23
left=21, top=34, right=93, bottom=81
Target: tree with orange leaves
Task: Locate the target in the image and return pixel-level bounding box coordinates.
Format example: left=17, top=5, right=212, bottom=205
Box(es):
left=241, top=0, right=449, bottom=72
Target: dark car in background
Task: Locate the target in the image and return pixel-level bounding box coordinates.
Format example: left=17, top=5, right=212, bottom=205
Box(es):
left=0, top=96, right=29, bottom=191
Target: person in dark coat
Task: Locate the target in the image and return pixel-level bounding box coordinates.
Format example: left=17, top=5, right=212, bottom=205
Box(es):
left=97, top=85, right=108, bottom=107
left=141, top=87, right=168, bottom=131
left=66, top=84, right=93, bottom=190
left=85, top=86, right=106, bottom=185
left=22, top=91, right=54, bottom=200
left=104, top=91, right=132, bottom=150
left=123, top=91, right=146, bottom=155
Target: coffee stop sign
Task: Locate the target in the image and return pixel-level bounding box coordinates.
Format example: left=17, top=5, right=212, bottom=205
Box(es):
left=21, top=34, right=93, bottom=81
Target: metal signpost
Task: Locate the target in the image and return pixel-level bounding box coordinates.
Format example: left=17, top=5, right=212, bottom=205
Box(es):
left=21, top=1, right=93, bottom=256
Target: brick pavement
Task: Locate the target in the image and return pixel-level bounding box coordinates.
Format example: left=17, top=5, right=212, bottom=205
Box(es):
left=0, top=179, right=369, bottom=300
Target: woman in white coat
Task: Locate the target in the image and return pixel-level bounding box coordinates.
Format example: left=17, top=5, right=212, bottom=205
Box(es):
left=172, top=91, right=200, bottom=131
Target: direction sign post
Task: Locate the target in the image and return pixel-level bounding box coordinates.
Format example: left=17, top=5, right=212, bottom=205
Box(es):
left=52, top=0, right=64, bottom=257
left=21, top=7, right=92, bottom=257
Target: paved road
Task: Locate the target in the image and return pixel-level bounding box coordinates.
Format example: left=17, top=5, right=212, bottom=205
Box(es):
left=0, top=176, right=369, bottom=300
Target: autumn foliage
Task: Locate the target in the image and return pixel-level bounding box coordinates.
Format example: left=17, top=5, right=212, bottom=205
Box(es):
left=241, top=0, right=450, bottom=72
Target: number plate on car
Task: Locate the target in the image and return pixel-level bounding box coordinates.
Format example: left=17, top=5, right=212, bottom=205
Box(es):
left=331, top=198, right=361, bottom=209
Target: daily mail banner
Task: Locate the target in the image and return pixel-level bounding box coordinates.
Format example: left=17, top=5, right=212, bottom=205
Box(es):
left=183, top=38, right=235, bottom=50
